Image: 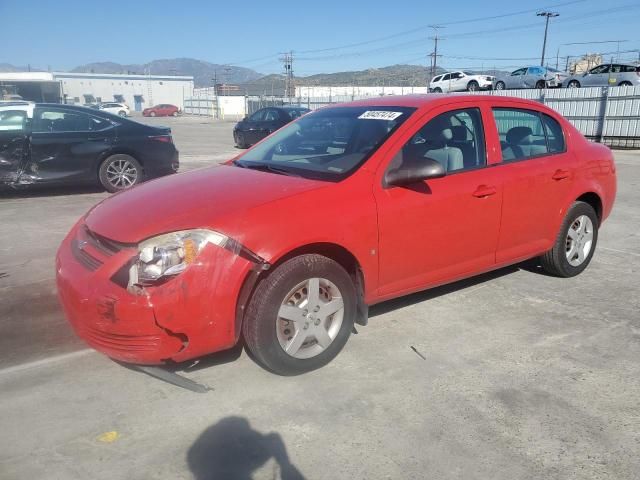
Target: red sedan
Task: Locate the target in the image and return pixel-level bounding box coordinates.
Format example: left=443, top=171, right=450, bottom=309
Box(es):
left=142, top=104, right=180, bottom=117
left=56, top=95, right=616, bottom=375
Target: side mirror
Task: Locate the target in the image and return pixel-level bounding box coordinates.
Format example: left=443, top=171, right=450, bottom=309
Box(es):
left=384, top=155, right=446, bottom=187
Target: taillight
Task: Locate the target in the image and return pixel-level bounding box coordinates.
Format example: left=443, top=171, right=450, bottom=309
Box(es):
left=149, top=135, right=172, bottom=143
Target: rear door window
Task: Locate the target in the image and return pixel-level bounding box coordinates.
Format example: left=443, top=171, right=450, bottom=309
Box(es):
left=492, top=108, right=549, bottom=161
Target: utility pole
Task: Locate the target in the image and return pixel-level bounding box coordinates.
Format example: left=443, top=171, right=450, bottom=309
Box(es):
left=537, top=11, right=559, bottom=66
left=428, top=25, right=444, bottom=81
left=280, top=51, right=294, bottom=101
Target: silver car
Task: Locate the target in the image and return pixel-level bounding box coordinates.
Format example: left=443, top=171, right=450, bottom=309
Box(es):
left=494, top=66, right=569, bottom=90
left=565, top=63, right=640, bottom=88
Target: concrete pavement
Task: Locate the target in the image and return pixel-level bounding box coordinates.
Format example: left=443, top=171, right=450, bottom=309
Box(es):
left=0, top=119, right=638, bottom=479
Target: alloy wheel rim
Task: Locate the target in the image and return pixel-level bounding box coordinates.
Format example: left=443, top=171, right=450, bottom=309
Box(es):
left=276, top=277, right=344, bottom=359
left=565, top=215, right=594, bottom=266
left=106, top=159, right=137, bottom=189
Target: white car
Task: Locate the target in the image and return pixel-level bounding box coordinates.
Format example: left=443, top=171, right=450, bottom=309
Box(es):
left=95, top=102, right=130, bottom=117
left=429, top=71, right=494, bottom=93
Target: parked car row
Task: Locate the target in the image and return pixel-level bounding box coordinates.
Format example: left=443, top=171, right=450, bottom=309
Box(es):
left=0, top=103, right=179, bottom=192
left=429, top=71, right=495, bottom=93
left=431, top=63, right=640, bottom=93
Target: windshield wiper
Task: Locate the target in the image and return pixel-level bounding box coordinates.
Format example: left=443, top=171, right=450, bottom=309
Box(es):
left=233, top=160, right=300, bottom=177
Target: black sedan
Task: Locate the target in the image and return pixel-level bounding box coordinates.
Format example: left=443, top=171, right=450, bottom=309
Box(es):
left=0, top=103, right=179, bottom=193
left=233, top=106, right=310, bottom=148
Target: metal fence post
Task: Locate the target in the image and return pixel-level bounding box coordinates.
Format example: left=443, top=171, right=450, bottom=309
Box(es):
left=600, top=86, right=610, bottom=144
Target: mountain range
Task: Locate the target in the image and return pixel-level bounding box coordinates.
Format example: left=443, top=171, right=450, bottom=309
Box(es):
left=0, top=58, right=507, bottom=88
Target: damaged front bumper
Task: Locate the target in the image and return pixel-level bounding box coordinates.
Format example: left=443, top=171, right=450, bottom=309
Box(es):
left=56, top=222, right=256, bottom=364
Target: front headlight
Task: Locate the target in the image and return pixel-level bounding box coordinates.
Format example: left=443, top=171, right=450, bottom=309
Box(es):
left=128, top=229, right=228, bottom=286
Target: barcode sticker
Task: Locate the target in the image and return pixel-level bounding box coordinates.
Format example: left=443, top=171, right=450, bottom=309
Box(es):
left=358, top=111, right=403, bottom=121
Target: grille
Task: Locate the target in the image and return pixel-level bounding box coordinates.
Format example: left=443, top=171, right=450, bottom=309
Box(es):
left=83, top=226, right=123, bottom=256
left=71, top=240, right=103, bottom=271
left=79, top=324, right=162, bottom=353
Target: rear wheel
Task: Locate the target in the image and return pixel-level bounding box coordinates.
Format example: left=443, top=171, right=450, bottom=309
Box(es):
left=567, top=80, right=580, bottom=88
left=99, top=154, right=142, bottom=193
left=467, top=80, right=479, bottom=91
left=149, top=111, right=156, bottom=117
left=540, top=201, right=598, bottom=277
left=172, top=111, right=179, bottom=117
left=495, top=81, right=506, bottom=91
left=619, top=81, right=632, bottom=87
left=243, top=254, right=356, bottom=375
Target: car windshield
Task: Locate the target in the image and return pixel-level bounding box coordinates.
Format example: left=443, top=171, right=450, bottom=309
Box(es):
left=235, top=106, right=415, bottom=181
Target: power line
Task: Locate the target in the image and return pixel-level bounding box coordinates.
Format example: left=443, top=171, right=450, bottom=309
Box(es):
left=296, top=0, right=587, bottom=54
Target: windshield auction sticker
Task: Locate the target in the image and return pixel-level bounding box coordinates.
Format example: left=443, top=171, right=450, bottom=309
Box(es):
left=358, top=111, right=403, bottom=121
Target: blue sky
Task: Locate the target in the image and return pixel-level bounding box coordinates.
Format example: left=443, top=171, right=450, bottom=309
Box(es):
left=1, top=0, right=638, bottom=75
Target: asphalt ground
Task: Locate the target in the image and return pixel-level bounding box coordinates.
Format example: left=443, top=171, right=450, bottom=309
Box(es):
left=0, top=116, right=638, bottom=479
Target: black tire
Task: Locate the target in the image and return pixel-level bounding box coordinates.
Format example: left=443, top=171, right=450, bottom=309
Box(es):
left=495, top=81, right=506, bottom=91
left=540, top=201, right=599, bottom=277
left=535, top=80, right=546, bottom=89
left=433, top=87, right=442, bottom=93
left=118, top=110, right=126, bottom=117
left=235, top=132, right=249, bottom=149
left=98, top=154, right=143, bottom=193
left=567, top=80, right=580, bottom=88
left=243, top=254, right=356, bottom=375
left=619, top=81, right=632, bottom=87
left=467, top=80, right=479, bottom=91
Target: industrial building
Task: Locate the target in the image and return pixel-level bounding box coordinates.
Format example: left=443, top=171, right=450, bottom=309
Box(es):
left=0, top=71, right=194, bottom=111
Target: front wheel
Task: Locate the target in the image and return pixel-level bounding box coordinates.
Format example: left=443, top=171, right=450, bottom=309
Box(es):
left=567, top=80, right=580, bottom=88
left=495, top=81, right=506, bottom=91
left=118, top=110, right=127, bottom=117
left=540, top=201, right=598, bottom=277
left=243, top=254, right=356, bottom=375
left=535, top=80, right=546, bottom=89
left=433, top=87, right=442, bottom=93
left=619, top=81, right=632, bottom=87
left=149, top=111, right=156, bottom=117
left=99, top=154, right=143, bottom=193
left=172, top=111, right=179, bottom=117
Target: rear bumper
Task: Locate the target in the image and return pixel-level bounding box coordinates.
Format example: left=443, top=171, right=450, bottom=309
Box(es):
left=56, top=222, right=252, bottom=364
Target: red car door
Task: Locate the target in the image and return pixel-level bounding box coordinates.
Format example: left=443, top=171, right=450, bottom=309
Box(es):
left=373, top=104, right=504, bottom=298
left=490, top=106, right=577, bottom=264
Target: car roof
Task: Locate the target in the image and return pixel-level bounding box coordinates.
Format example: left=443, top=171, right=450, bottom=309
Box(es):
left=331, top=93, right=558, bottom=113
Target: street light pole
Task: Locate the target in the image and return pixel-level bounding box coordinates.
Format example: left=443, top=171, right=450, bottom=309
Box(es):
left=537, top=11, right=559, bottom=66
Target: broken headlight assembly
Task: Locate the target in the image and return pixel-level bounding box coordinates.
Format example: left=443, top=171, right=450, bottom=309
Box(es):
left=128, top=229, right=228, bottom=287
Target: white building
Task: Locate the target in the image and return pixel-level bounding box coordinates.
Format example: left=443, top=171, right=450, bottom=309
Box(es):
left=0, top=72, right=194, bottom=111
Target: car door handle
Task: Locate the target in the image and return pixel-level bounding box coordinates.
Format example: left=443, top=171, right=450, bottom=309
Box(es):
left=552, top=169, right=570, bottom=180
left=472, top=185, right=497, bottom=198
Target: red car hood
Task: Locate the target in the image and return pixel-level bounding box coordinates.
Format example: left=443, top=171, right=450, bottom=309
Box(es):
left=85, top=165, right=327, bottom=243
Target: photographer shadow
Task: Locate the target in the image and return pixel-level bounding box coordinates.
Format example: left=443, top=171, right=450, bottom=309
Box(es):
left=188, top=416, right=305, bottom=480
